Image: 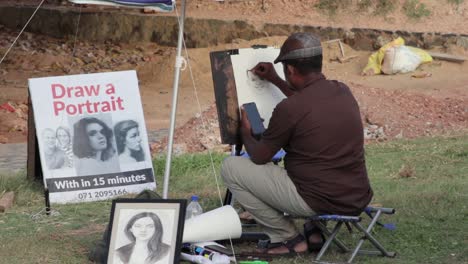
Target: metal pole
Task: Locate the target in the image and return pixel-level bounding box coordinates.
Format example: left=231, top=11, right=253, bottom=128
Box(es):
left=162, top=0, right=187, bottom=199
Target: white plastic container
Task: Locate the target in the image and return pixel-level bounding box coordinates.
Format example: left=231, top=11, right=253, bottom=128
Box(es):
left=186, top=195, right=203, bottom=220
left=209, top=252, right=230, bottom=264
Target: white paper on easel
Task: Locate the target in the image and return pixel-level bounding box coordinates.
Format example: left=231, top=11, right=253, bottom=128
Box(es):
left=231, top=47, right=287, bottom=128
left=182, top=205, right=242, bottom=243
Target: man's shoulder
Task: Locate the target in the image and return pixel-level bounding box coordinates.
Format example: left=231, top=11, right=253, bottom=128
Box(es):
left=324, top=79, right=351, bottom=91
left=315, top=77, right=348, bottom=87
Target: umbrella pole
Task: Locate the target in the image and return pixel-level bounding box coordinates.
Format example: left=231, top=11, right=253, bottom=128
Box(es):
left=162, top=0, right=187, bottom=199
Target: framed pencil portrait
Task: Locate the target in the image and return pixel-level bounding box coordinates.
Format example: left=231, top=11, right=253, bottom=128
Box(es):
left=106, top=199, right=187, bottom=264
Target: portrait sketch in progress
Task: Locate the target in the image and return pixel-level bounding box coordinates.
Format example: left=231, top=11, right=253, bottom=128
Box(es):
left=231, top=47, right=287, bottom=128
left=109, top=207, right=177, bottom=264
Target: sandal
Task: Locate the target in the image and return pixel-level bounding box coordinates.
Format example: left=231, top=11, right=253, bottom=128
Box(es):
left=256, top=234, right=307, bottom=256
left=304, top=221, right=325, bottom=252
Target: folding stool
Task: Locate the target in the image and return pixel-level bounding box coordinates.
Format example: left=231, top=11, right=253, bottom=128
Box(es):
left=309, top=206, right=396, bottom=263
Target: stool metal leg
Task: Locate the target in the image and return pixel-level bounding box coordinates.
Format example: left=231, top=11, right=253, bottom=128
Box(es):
left=348, top=210, right=396, bottom=263
left=316, top=221, right=344, bottom=261
left=316, top=221, right=349, bottom=253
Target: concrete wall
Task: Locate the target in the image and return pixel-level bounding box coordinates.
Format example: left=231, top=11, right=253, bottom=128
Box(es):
left=1, top=5, right=467, bottom=50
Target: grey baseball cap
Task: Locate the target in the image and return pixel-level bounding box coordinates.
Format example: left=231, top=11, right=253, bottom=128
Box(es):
left=274, top=32, right=322, bottom=64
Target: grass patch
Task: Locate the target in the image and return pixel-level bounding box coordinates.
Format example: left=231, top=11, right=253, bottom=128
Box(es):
left=403, top=0, right=431, bottom=19
left=375, top=0, right=397, bottom=15
left=356, top=0, right=397, bottom=14
left=447, top=0, right=464, bottom=4
left=1, top=135, right=467, bottom=263
left=319, top=0, right=396, bottom=16
left=315, top=0, right=353, bottom=16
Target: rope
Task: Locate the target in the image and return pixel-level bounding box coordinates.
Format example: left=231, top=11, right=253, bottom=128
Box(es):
left=31, top=207, right=61, bottom=221
left=71, top=5, right=83, bottom=59
left=0, top=0, right=46, bottom=66
left=175, top=3, right=238, bottom=261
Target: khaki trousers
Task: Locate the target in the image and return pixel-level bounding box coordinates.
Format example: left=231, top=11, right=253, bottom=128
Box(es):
left=221, top=156, right=315, bottom=243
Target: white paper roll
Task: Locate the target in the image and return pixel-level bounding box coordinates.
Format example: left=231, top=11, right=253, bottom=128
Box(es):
left=182, top=205, right=242, bottom=243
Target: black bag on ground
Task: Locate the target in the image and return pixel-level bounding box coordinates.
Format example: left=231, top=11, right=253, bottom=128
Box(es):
left=88, top=190, right=162, bottom=263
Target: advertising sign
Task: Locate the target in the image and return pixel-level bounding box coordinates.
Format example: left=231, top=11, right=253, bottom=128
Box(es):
left=29, top=70, right=156, bottom=204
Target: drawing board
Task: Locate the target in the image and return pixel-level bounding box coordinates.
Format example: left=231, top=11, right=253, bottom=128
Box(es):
left=231, top=47, right=286, bottom=128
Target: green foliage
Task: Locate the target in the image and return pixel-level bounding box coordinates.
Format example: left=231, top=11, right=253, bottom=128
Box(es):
left=375, top=0, right=397, bottom=15
left=358, top=0, right=396, bottom=16
left=0, top=171, right=43, bottom=206
left=321, top=0, right=396, bottom=17
left=403, top=0, right=431, bottom=19
left=1, top=136, right=468, bottom=263
left=315, top=0, right=353, bottom=16
left=357, top=0, right=374, bottom=11
left=447, top=0, right=464, bottom=4
left=153, top=153, right=227, bottom=205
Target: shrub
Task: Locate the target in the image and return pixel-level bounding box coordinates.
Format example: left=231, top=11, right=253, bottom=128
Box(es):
left=403, top=0, right=431, bottom=19
left=375, top=0, right=396, bottom=15
left=357, top=0, right=396, bottom=16
left=447, top=0, right=464, bottom=4
left=316, top=0, right=352, bottom=16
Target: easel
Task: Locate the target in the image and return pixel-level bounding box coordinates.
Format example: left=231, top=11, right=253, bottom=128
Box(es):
left=209, top=48, right=271, bottom=242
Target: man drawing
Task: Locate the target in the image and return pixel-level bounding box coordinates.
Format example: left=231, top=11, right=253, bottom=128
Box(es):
left=221, top=32, right=373, bottom=255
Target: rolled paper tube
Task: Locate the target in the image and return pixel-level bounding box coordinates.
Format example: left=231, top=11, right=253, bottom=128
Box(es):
left=183, top=205, right=242, bottom=243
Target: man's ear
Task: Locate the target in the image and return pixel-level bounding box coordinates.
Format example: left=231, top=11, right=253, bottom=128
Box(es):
left=285, top=64, right=293, bottom=76
left=286, top=64, right=295, bottom=77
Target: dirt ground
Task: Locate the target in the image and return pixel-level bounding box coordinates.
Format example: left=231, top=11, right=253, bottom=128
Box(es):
left=0, top=1, right=467, bottom=154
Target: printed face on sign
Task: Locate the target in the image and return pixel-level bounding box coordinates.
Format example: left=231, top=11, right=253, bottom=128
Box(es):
left=57, top=128, right=71, bottom=146
left=125, top=127, right=142, bottom=151
left=130, top=216, right=156, bottom=241
left=43, top=129, right=57, bottom=150
left=86, top=123, right=107, bottom=151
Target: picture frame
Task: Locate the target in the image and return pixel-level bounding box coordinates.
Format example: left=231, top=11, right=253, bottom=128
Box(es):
left=106, top=198, right=187, bottom=264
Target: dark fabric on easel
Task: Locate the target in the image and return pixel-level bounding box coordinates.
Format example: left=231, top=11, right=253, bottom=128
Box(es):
left=87, top=190, right=162, bottom=263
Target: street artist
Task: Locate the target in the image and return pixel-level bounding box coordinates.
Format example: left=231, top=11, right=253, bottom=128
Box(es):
left=221, top=32, right=373, bottom=256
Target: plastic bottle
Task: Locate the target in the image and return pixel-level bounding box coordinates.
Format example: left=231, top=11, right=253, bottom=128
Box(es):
left=186, top=195, right=203, bottom=220
left=209, top=252, right=230, bottom=264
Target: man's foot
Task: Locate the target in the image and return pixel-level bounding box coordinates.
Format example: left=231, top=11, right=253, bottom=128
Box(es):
left=257, top=234, right=308, bottom=256
left=239, top=211, right=256, bottom=225
left=304, top=221, right=325, bottom=252
left=239, top=211, right=254, bottom=221
left=266, top=240, right=308, bottom=255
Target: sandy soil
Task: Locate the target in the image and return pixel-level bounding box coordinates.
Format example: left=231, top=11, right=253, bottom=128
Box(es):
left=3, top=0, right=468, bottom=34
left=185, top=0, right=468, bottom=35
left=0, top=1, right=467, bottom=153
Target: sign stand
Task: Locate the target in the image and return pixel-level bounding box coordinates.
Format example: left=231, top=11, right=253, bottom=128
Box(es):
left=27, top=95, right=53, bottom=215
left=26, top=96, right=42, bottom=182
left=44, top=189, right=51, bottom=215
